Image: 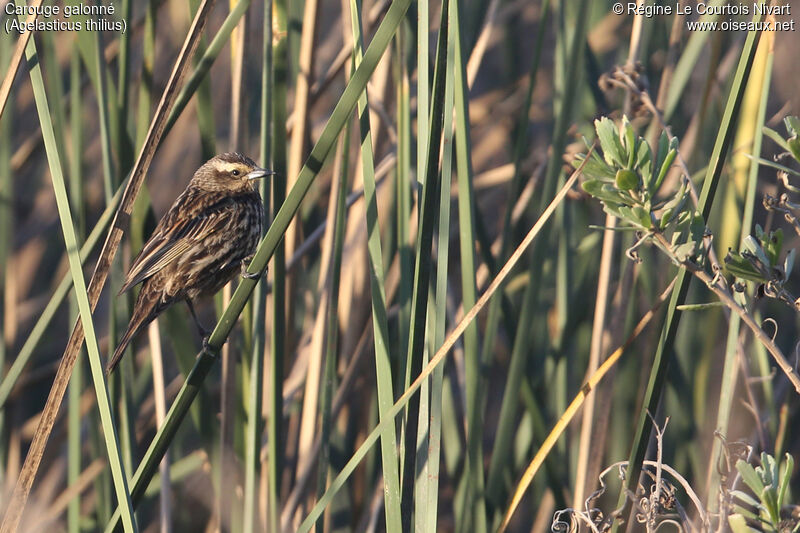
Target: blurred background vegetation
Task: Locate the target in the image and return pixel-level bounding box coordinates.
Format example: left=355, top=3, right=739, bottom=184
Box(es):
left=1, top=0, right=800, bottom=531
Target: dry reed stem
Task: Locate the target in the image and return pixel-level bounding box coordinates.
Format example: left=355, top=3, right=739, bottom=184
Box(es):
left=572, top=214, right=617, bottom=508
left=295, top=135, right=344, bottom=496
left=147, top=321, right=171, bottom=533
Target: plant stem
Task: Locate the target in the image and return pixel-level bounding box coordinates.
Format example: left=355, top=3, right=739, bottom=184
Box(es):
left=652, top=232, right=800, bottom=394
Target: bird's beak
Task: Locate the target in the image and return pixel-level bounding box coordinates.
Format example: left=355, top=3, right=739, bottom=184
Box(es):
left=246, top=168, right=276, bottom=181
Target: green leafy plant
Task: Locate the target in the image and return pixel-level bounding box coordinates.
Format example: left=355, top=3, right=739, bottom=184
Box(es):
left=724, top=225, right=798, bottom=311
left=722, top=115, right=800, bottom=310
left=579, top=116, right=800, bottom=396
left=729, top=452, right=799, bottom=533
left=577, top=116, right=705, bottom=263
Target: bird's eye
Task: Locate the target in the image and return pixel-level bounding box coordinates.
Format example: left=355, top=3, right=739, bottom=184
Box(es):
left=231, top=169, right=240, bottom=176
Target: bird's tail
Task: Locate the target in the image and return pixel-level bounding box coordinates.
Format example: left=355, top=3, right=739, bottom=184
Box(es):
left=107, top=288, right=160, bottom=374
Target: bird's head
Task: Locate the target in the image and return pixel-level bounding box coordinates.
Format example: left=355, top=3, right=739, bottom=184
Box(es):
left=191, top=152, right=275, bottom=193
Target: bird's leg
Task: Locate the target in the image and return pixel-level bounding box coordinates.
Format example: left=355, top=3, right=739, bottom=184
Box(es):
left=240, top=254, right=265, bottom=280
left=184, top=298, right=210, bottom=344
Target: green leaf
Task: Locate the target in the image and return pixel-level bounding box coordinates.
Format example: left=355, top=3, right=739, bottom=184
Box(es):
left=763, top=452, right=778, bottom=485
left=602, top=203, right=625, bottom=220
left=725, top=251, right=768, bottom=283
left=788, top=137, right=800, bottom=162
left=737, top=459, right=766, bottom=495
left=637, top=139, right=653, bottom=191
left=763, top=229, right=783, bottom=267
left=778, top=454, right=793, bottom=507
left=649, top=131, right=669, bottom=191
left=728, top=514, right=760, bottom=533
left=755, top=223, right=766, bottom=241
left=744, top=235, right=771, bottom=269
left=763, top=125, right=792, bottom=153
left=618, top=205, right=651, bottom=228
left=761, top=486, right=779, bottom=524
left=784, top=116, right=800, bottom=137
left=659, top=208, right=674, bottom=230
left=575, top=153, right=617, bottom=180
left=632, top=205, right=652, bottom=228
left=582, top=180, right=633, bottom=206
left=730, top=489, right=761, bottom=508
left=622, top=116, right=636, bottom=168
left=689, top=212, right=706, bottom=246
left=614, top=169, right=639, bottom=190
left=654, top=142, right=677, bottom=192
left=594, top=117, right=625, bottom=167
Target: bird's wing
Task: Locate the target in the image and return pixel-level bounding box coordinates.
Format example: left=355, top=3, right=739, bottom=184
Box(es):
left=119, top=192, right=232, bottom=294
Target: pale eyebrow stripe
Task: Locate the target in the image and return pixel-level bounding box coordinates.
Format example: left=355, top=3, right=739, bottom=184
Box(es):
left=218, top=162, right=246, bottom=173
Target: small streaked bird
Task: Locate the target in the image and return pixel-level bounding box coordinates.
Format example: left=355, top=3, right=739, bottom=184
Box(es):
left=107, top=152, right=274, bottom=374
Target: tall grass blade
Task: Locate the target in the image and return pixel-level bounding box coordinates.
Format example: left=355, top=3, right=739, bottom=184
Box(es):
left=394, top=21, right=413, bottom=406
left=485, top=0, right=589, bottom=512
left=706, top=27, right=774, bottom=509
left=268, top=0, right=288, bottom=529
left=0, top=10, right=136, bottom=531
left=461, top=2, right=550, bottom=528
left=450, top=0, right=483, bottom=525
left=417, top=1, right=456, bottom=526
left=401, top=1, right=449, bottom=527
left=348, top=0, right=402, bottom=529
left=147, top=323, right=171, bottom=532
left=314, top=127, right=350, bottom=525
left=66, top=45, right=84, bottom=533
left=1, top=1, right=217, bottom=528
left=242, top=3, right=273, bottom=532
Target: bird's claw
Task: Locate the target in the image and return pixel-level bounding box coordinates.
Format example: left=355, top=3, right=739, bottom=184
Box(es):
left=240, top=256, right=264, bottom=280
